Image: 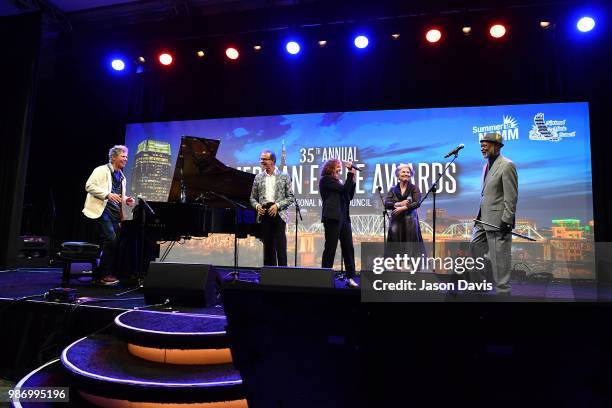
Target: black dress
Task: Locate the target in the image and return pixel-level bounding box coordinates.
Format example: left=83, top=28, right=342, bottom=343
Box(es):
left=384, top=182, right=426, bottom=258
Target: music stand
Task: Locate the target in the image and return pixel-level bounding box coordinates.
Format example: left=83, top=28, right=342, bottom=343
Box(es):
left=115, top=197, right=155, bottom=297
left=206, top=191, right=246, bottom=281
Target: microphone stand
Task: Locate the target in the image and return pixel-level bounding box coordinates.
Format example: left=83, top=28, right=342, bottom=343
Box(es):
left=137, top=197, right=155, bottom=283
left=49, top=187, right=57, bottom=265
left=179, top=154, right=187, bottom=203
left=116, top=197, right=155, bottom=296
left=376, top=187, right=390, bottom=243
left=418, top=152, right=460, bottom=270
left=294, top=200, right=303, bottom=266
left=473, top=219, right=537, bottom=241
left=207, top=191, right=246, bottom=281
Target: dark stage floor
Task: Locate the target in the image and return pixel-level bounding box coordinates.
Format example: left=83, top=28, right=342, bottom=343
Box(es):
left=2, top=268, right=611, bottom=308
left=4, top=267, right=612, bottom=407
left=0, top=267, right=259, bottom=313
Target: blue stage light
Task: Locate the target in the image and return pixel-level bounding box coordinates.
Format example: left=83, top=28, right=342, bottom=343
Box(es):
left=354, top=35, right=369, bottom=49
left=577, top=16, right=595, bottom=32
left=286, top=41, right=301, bottom=55
left=111, top=59, right=125, bottom=71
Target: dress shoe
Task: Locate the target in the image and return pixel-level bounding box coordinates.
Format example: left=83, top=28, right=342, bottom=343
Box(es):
left=98, top=275, right=119, bottom=286
left=347, top=278, right=359, bottom=288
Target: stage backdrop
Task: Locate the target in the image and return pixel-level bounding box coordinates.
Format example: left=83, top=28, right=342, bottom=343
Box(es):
left=124, top=102, right=594, bottom=278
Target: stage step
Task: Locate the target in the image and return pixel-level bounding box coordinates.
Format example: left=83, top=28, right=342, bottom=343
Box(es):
left=113, top=310, right=233, bottom=364
left=114, top=310, right=229, bottom=349
left=60, top=334, right=246, bottom=406
left=10, top=359, right=90, bottom=407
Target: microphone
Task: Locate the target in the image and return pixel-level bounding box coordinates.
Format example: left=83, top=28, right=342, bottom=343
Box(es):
left=444, top=144, right=464, bottom=158
left=343, top=161, right=363, bottom=172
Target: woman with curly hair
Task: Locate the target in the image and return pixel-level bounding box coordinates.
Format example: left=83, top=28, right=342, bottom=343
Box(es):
left=319, top=158, right=358, bottom=287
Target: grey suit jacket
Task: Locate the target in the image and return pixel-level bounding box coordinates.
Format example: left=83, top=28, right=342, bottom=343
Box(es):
left=249, top=168, right=295, bottom=223
left=478, top=155, right=518, bottom=231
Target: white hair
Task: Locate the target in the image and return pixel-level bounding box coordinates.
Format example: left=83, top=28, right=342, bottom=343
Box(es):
left=395, top=163, right=413, bottom=178
left=108, top=145, right=128, bottom=162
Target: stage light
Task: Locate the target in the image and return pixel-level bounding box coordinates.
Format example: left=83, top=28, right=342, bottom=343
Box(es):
left=462, top=26, right=472, bottom=35
left=577, top=16, right=595, bottom=32
left=225, top=47, right=239, bottom=60
left=111, top=59, right=125, bottom=71
left=489, top=24, right=506, bottom=38
left=135, top=56, right=145, bottom=74
left=196, top=50, right=205, bottom=58
left=253, top=45, right=262, bottom=51
left=426, top=29, right=442, bottom=43
left=159, top=53, right=173, bottom=65
left=286, top=41, right=301, bottom=55
left=539, top=21, right=551, bottom=29
left=318, top=40, right=327, bottom=47
left=354, top=35, right=369, bottom=49
left=391, top=33, right=400, bottom=40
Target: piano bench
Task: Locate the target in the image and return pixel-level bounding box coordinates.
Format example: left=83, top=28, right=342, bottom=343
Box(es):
left=58, top=242, right=101, bottom=287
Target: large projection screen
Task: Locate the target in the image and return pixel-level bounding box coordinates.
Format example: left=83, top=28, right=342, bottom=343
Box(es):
left=124, top=102, right=593, bottom=279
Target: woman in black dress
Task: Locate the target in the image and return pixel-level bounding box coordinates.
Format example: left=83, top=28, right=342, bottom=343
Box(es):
left=384, top=164, right=426, bottom=260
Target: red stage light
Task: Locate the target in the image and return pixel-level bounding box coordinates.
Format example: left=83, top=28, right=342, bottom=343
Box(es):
left=489, top=24, right=507, bottom=39
left=225, top=47, right=239, bottom=60
left=159, top=53, right=173, bottom=65
left=426, top=29, right=442, bottom=43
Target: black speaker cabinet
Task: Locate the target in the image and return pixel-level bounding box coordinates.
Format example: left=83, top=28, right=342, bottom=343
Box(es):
left=260, top=266, right=335, bottom=288
left=15, top=236, right=49, bottom=268
left=143, top=262, right=221, bottom=307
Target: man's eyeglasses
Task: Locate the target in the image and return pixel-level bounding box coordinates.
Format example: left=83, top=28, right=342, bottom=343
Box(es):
left=260, top=158, right=271, bottom=161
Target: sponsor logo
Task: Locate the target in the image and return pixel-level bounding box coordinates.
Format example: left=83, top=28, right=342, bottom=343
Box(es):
left=529, top=113, right=576, bottom=142
left=472, top=115, right=519, bottom=142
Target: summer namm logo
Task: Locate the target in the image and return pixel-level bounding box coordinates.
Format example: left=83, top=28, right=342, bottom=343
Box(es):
left=472, top=115, right=519, bottom=143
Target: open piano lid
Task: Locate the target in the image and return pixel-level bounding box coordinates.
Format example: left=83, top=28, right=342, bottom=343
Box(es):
left=167, top=136, right=255, bottom=206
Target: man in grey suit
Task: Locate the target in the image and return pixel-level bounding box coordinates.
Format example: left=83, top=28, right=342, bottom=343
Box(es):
left=250, top=149, right=295, bottom=266
left=470, top=132, right=518, bottom=294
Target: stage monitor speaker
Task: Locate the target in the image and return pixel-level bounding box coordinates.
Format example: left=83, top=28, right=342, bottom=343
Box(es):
left=143, top=262, right=221, bottom=307
left=260, top=266, right=335, bottom=288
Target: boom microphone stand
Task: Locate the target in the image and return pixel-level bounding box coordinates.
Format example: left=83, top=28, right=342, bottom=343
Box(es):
left=418, top=152, right=461, bottom=268
left=473, top=219, right=537, bottom=241
left=294, top=200, right=303, bottom=266
left=376, top=186, right=390, bottom=243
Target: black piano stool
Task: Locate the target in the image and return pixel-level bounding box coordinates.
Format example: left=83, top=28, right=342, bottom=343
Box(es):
left=58, top=242, right=100, bottom=286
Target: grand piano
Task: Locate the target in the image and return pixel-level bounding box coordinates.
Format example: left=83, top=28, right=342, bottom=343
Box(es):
left=123, top=136, right=259, bottom=272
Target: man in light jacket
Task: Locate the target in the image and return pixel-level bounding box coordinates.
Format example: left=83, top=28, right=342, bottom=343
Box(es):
left=83, top=145, right=134, bottom=285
